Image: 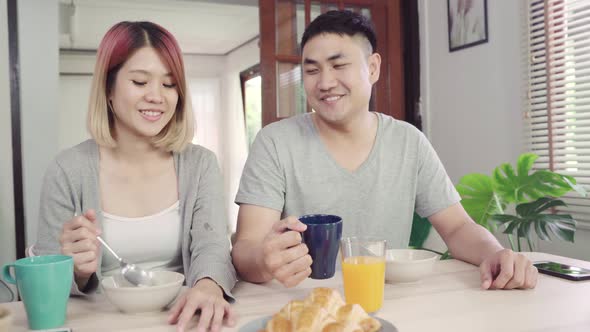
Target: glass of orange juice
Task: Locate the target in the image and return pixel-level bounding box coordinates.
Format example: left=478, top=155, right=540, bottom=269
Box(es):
left=340, top=237, right=386, bottom=313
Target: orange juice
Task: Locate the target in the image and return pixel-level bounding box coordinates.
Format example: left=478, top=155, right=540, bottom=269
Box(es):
left=341, top=256, right=385, bottom=313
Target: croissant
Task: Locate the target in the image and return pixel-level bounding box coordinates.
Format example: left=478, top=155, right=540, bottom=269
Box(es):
left=304, top=288, right=346, bottom=315
left=261, top=288, right=381, bottom=332
left=336, top=304, right=381, bottom=332
left=264, top=315, right=292, bottom=332
left=293, top=303, right=335, bottom=332
left=322, top=321, right=363, bottom=332
left=279, top=300, right=305, bottom=321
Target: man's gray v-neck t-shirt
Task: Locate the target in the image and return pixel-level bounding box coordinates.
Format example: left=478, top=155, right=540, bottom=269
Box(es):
left=236, top=112, right=460, bottom=249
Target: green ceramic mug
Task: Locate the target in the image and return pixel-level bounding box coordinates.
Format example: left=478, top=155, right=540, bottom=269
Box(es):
left=2, top=255, right=73, bottom=330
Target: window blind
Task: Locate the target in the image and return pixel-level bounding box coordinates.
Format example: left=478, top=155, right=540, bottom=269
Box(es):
left=526, top=0, right=590, bottom=226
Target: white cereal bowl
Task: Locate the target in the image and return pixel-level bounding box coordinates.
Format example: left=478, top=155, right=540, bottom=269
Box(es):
left=385, top=249, right=438, bottom=283
left=101, top=271, right=184, bottom=313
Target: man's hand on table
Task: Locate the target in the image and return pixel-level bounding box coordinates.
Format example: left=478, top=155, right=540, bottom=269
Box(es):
left=168, top=278, right=235, bottom=332
left=479, top=249, right=538, bottom=290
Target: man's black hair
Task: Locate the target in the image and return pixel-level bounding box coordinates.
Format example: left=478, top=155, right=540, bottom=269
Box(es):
left=301, top=10, right=377, bottom=53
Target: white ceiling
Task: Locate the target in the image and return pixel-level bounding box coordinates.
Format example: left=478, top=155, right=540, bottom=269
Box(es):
left=60, top=0, right=259, bottom=55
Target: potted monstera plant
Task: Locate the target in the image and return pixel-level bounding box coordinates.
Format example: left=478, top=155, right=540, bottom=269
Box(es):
left=409, top=153, right=586, bottom=256
left=456, top=153, right=586, bottom=252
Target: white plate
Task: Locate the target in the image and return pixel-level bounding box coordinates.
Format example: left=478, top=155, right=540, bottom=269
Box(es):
left=239, top=315, right=398, bottom=332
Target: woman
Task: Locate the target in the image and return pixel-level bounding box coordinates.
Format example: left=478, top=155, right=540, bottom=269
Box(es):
left=32, top=21, right=236, bottom=332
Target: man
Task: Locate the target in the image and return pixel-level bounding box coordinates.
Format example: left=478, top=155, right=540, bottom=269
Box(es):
left=232, top=10, right=537, bottom=290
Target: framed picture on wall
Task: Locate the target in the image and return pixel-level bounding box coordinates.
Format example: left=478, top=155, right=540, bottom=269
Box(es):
left=447, top=0, right=488, bottom=52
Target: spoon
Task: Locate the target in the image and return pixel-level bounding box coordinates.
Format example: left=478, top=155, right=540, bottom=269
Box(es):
left=96, top=236, right=154, bottom=287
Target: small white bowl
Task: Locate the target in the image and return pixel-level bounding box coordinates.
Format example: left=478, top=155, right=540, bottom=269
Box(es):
left=385, top=249, right=438, bottom=283
left=101, top=271, right=184, bottom=313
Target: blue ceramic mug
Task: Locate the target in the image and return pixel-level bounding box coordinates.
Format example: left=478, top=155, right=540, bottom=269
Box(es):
left=299, top=214, right=343, bottom=279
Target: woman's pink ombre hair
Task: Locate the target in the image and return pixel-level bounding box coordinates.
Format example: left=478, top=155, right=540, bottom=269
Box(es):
left=88, top=21, right=193, bottom=152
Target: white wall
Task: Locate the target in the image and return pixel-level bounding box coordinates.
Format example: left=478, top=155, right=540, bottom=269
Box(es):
left=420, top=0, right=590, bottom=260
left=58, top=75, right=92, bottom=149
left=420, top=0, right=523, bottom=182
left=0, top=0, right=17, bottom=289
left=19, top=0, right=60, bottom=247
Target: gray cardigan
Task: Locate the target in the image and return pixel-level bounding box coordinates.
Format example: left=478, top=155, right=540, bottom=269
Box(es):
left=33, top=140, right=236, bottom=299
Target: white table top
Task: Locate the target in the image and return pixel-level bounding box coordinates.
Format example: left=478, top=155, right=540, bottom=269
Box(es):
left=3, top=252, right=590, bottom=332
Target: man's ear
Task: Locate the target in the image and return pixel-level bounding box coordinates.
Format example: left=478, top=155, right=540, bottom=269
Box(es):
left=368, top=52, right=381, bottom=84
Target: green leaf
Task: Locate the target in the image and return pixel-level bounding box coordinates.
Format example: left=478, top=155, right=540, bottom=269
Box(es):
left=409, top=213, right=431, bottom=249
left=439, top=251, right=452, bottom=260
left=503, top=221, right=520, bottom=235
left=517, top=153, right=537, bottom=177
left=492, top=165, right=518, bottom=203
left=491, top=214, right=519, bottom=223
left=515, top=197, right=548, bottom=217
left=517, top=221, right=533, bottom=239
left=497, top=198, right=577, bottom=249
left=537, top=215, right=576, bottom=237
left=547, top=223, right=575, bottom=243
left=538, top=213, right=575, bottom=224
left=553, top=218, right=576, bottom=232
left=492, top=154, right=583, bottom=205
left=456, top=173, right=504, bottom=230
left=515, top=197, right=567, bottom=217
left=532, top=198, right=567, bottom=214
left=562, top=176, right=588, bottom=197
left=534, top=220, right=550, bottom=241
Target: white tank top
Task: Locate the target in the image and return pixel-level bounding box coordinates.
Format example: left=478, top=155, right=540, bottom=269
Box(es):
left=100, top=201, right=182, bottom=276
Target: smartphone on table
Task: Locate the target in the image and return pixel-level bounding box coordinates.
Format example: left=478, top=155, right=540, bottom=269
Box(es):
left=533, top=261, right=590, bottom=281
